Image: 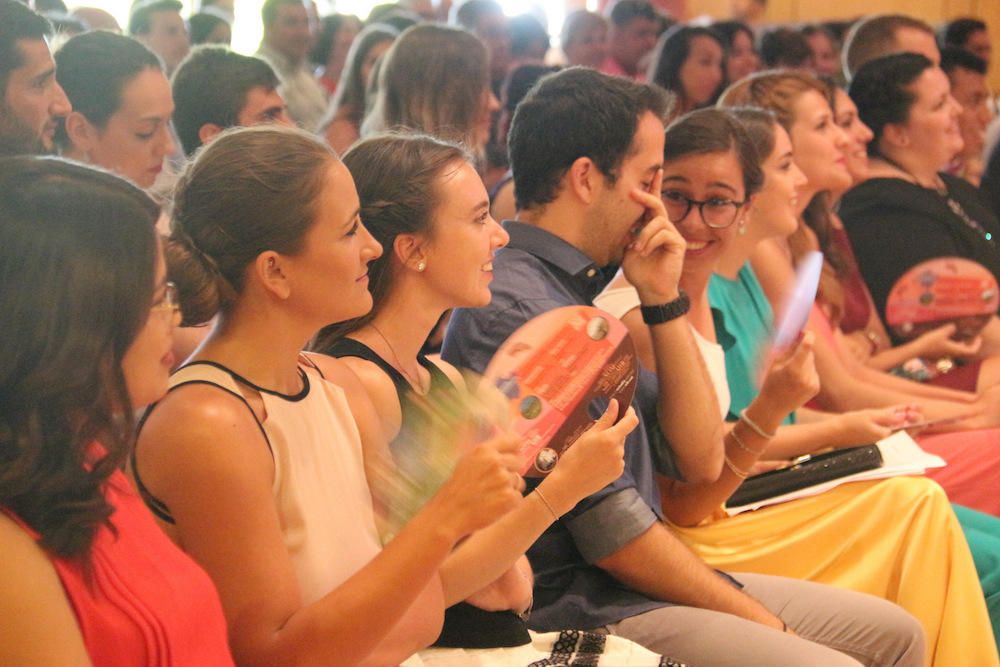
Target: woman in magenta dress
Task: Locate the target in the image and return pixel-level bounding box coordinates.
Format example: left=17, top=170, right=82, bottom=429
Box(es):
left=0, top=157, right=233, bottom=665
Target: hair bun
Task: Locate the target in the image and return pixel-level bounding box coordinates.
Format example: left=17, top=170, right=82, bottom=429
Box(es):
left=165, top=228, right=231, bottom=326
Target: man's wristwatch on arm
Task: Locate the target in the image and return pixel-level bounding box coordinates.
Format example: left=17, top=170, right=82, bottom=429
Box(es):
left=640, top=290, right=690, bottom=326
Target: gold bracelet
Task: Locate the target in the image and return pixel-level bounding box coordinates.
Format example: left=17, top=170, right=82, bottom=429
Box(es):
left=533, top=488, right=560, bottom=520
left=724, top=454, right=751, bottom=480
left=729, top=426, right=765, bottom=456
left=739, top=408, right=776, bottom=439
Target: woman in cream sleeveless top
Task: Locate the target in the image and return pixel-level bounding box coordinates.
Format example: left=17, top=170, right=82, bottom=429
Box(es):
left=138, top=357, right=382, bottom=605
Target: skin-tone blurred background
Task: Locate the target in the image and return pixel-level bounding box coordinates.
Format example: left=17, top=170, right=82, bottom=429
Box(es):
left=68, top=0, right=1000, bottom=90
left=605, top=0, right=999, bottom=88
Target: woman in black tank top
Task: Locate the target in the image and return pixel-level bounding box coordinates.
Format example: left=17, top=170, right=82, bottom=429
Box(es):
left=311, top=134, right=678, bottom=664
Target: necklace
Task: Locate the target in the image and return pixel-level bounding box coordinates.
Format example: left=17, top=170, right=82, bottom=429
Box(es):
left=369, top=322, right=427, bottom=394
left=875, top=154, right=946, bottom=193
left=875, top=154, right=994, bottom=245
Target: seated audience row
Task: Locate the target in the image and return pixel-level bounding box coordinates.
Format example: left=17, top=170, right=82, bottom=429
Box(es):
left=1, top=0, right=999, bottom=664
left=597, top=105, right=998, bottom=665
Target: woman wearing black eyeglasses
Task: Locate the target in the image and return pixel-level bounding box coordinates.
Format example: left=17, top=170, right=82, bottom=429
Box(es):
left=599, top=108, right=825, bottom=505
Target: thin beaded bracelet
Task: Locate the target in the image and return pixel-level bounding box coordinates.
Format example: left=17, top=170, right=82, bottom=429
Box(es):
left=724, top=454, right=751, bottom=480
left=739, top=408, right=776, bottom=439
left=729, top=427, right=766, bottom=456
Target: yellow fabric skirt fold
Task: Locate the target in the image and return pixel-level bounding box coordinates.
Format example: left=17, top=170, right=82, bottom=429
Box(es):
left=669, top=477, right=998, bottom=667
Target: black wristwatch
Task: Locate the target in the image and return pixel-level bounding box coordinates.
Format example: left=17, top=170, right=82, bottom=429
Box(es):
left=640, top=290, right=690, bottom=325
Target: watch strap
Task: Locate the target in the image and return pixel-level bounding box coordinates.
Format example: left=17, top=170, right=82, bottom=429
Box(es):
left=640, top=290, right=690, bottom=325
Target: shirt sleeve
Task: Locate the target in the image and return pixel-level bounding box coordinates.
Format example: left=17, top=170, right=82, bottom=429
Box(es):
left=593, top=284, right=641, bottom=320
left=565, top=487, right=657, bottom=563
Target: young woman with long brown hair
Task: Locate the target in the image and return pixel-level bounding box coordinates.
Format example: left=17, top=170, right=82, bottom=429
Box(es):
left=362, top=24, right=500, bottom=167
left=313, top=132, right=680, bottom=666
left=0, top=157, right=232, bottom=665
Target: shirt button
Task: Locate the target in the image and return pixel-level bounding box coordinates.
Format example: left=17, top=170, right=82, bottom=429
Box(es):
left=586, top=268, right=597, bottom=278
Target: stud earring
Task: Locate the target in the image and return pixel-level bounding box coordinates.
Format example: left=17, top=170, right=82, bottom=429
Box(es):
left=417, top=260, right=427, bottom=272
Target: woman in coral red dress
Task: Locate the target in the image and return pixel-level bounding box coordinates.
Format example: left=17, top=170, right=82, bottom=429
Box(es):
left=0, top=157, right=233, bottom=665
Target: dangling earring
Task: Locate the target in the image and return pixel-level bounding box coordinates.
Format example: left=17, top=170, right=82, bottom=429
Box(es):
left=738, top=223, right=747, bottom=236
left=416, top=260, right=427, bottom=272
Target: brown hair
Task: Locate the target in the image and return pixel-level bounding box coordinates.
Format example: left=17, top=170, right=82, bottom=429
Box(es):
left=663, top=108, right=765, bottom=199
left=320, top=24, right=398, bottom=131
left=717, top=69, right=831, bottom=133
left=798, top=192, right=845, bottom=324
left=842, top=14, right=934, bottom=79
left=53, top=31, right=162, bottom=151
left=561, top=9, right=606, bottom=53
left=312, top=132, right=470, bottom=349
left=168, top=125, right=337, bottom=326
left=362, top=24, right=490, bottom=159
left=718, top=71, right=847, bottom=320
left=1, top=157, right=158, bottom=561
left=727, top=106, right=778, bottom=168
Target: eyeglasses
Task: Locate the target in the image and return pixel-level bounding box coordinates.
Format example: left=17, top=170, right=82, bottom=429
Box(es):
left=150, top=281, right=180, bottom=320
left=661, top=190, right=747, bottom=229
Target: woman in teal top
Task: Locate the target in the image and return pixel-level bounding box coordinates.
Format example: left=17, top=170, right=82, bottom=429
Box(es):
left=709, top=196, right=1000, bottom=658
left=706, top=108, right=1000, bottom=656
left=708, top=263, right=794, bottom=424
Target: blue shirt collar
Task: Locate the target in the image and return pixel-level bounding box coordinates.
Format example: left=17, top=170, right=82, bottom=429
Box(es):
left=503, top=220, right=610, bottom=299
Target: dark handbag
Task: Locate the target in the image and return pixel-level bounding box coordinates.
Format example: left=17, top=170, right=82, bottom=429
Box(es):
left=726, top=444, right=884, bottom=508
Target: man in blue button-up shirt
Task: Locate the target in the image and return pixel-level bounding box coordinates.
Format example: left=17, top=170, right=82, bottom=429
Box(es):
left=443, top=66, right=924, bottom=666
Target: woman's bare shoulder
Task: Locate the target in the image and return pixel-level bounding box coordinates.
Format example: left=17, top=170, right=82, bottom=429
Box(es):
left=0, top=514, right=90, bottom=664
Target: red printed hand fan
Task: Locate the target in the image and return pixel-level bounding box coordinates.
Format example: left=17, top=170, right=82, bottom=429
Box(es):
left=483, top=306, right=638, bottom=477
left=885, top=257, right=998, bottom=341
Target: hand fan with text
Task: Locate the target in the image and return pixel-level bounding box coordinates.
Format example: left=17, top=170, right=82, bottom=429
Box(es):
left=885, top=257, right=998, bottom=341
left=483, top=306, right=638, bottom=477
